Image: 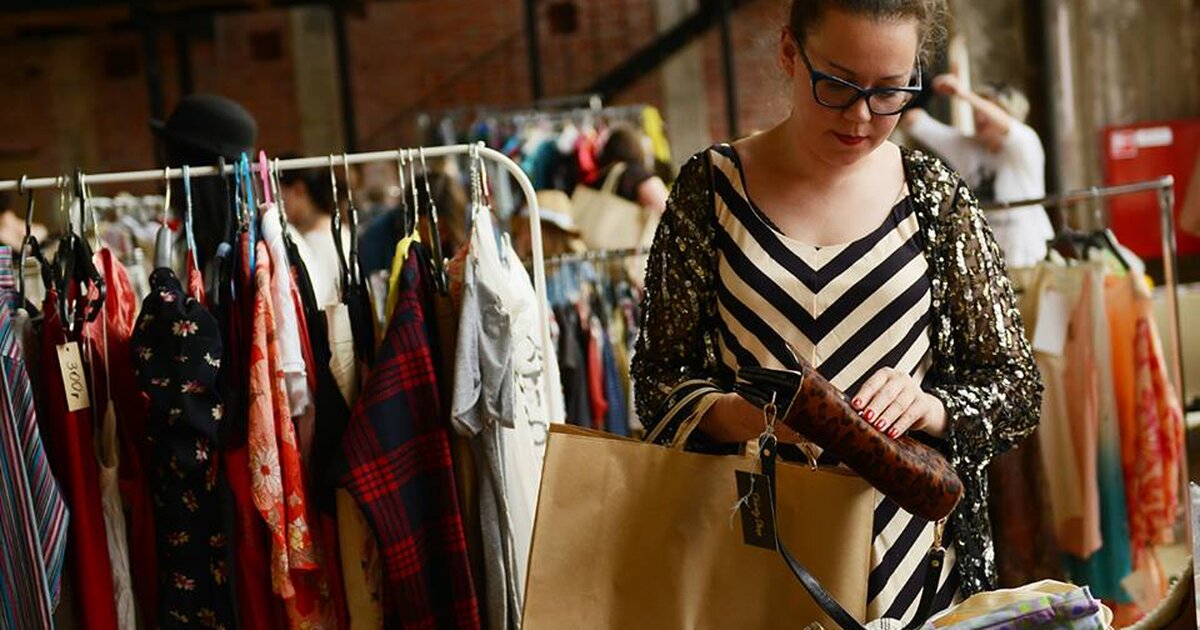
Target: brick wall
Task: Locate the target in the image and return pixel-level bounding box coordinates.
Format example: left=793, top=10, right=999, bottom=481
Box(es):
left=0, top=0, right=785, bottom=190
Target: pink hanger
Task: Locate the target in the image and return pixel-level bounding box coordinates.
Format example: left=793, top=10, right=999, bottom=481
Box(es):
left=257, top=150, right=274, bottom=206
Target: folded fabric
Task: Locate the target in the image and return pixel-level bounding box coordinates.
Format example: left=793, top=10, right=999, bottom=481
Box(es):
left=927, top=580, right=1111, bottom=630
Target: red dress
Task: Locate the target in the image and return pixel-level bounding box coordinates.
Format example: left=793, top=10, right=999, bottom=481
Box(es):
left=41, top=290, right=119, bottom=630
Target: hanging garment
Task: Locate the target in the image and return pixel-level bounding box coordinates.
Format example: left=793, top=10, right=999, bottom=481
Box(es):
left=1032, top=261, right=1132, bottom=600
left=249, top=240, right=334, bottom=627
left=186, top=250, right=207, bottom=306
left=286, top=234, right=378, bottom=630
left=0, top=247, right=69, bottom=628
left=555, top=305, right=590, bottom=426
left=131, top=268, right=235, bottom=629
left=220, top=232, right=285, bottom=629
left=41, top=288, right=120, bottom=630
left=338, top=244, right=480, bottom=629
left=287, top=251, right=352, bottom=630
left=581, top=303, right=608, bottom=431
left=1106, top=273, right=1185, bottom=597
left=1029, top=265, right=1103, bottom=559
left=96, top=400, right=136, bottom=629
left=262, top=205, right=311, bottom=418
left=82, top=248, right=152, bottom=628
left=437, top=246, right=488, bottom=624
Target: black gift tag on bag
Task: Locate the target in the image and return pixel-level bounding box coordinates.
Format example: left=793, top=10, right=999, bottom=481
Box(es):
left=735, top=470, right=777, bottom=550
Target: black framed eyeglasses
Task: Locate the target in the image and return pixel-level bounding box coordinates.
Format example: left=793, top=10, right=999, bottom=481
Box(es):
left=797, top=47, right=922, bottom=116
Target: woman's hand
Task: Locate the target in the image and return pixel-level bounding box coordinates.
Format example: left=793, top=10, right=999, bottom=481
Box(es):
left=851, top=367, right=948, bottom=439
left=699, top=392, right=805, bottom=444
left=931, top=73, right=964, bottom=97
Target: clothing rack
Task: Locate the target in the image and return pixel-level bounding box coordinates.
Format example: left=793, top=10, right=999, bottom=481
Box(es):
left=0, top=143, right=556, bottom=410
left=983, top=176, right=1193, bottom=547
left=542, top=246, right=648, bottom=268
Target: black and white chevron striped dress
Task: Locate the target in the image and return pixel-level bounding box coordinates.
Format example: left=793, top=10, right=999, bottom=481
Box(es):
left=709, top=145, right=960, bottom=622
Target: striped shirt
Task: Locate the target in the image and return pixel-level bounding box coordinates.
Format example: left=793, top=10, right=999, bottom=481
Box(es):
left=710, top=145, right=959, bottom=622
left=0, top=246, right=70, bottom=627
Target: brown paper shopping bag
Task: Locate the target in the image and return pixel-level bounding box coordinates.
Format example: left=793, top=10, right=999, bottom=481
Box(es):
left=522, top=424, right=876, bottom=629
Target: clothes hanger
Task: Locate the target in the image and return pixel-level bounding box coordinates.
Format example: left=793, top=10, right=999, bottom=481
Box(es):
left=419, top=146, right=449, bottom=295
left=269, top=158, right=295, bottom=248
left=154, top=166, right=174, bottom=270
left=53, top=171, right=106, bottom=332
left=182, top=165, right=199, bottom=275
left=341, top=153, right=363, bottom=290
left=240, top=153, right=257, bottom=271
left=16, top=175, right=52, bottom=303
left=395, top=148, right=413, bottom=237
left=257, top=151, right=274, bottom=209
left=328, top=154, right=349, bottom=301
left=407, top=149, right=421, bottom=238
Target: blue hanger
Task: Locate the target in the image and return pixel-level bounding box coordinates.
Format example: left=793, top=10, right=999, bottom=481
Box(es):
left=240, top=153, right=257, bottom=271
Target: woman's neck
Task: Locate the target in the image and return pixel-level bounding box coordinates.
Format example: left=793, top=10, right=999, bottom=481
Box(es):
left=298, top=212, right=331, bottom=235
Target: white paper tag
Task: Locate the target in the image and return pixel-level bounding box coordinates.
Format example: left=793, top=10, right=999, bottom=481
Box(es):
left=56, top=342, right=91, bottom=412
left=1032, top=287, right=1070, bottom=356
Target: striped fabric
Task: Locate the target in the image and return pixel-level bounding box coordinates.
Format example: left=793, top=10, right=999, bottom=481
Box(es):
left=709, top=146, right=960, bottom=622
left=0, top=246, right=70, bottom=627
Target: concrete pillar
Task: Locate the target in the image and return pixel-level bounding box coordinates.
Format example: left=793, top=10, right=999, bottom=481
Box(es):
left=654, top=0, right=712, bottom=164
left=289, top=6, right=345, bottom=155
left=47, top=37, right=99, bottom=233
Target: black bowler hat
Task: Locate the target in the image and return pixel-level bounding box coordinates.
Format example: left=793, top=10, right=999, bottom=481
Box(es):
left=150, top=94, right=258, bottom=159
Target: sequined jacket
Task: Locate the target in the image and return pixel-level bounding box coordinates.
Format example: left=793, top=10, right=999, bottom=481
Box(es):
left=632, top=146, right=1043, bottom=596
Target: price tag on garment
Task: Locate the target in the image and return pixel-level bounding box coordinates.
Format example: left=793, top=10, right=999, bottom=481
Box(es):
left=1031, top=287, right=1070, bottom=357
left=56, top=342, right=91, bottom=412
left=735, top=470, right=777, bottom=550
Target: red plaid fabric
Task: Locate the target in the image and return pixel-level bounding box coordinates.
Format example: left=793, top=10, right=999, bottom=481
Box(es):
left=338, top=246, right=480, bottom=629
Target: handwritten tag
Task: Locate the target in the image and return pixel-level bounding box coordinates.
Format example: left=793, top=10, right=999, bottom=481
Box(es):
left=1032, top=287, right=1070, bottom=356
left=56, top=342, right=91, bottom=412
left=735, top=470, right=777, bottom=550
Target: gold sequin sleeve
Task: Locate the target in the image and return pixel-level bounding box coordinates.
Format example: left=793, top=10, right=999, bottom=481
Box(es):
left=907, top=149, right=1044, bottom=595
left=632, top=152, right=733, bottom=450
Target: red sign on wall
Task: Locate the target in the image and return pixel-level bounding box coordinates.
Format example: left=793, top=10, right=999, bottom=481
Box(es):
left=1103, top=118, right=1200, bottom=259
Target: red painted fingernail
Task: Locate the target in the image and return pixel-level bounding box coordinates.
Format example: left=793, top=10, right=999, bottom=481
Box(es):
left=852, top=398, right=863, bottom=409
left=889, top=429, right=899, bottom=438
left=864, top=409, right=874, bottom=421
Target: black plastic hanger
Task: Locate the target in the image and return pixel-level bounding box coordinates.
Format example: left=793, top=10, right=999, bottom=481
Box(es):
left=419, top=147, right=449, bottom=295
left=52, top=171, right=106, bottom=332
left=341, top=153, right=363, bottom=290
left=16, top=175, right=52, bottom=302
left=270, top=158, right=296, bottom=249
left=328, top=155, right=350, bottom=302
left=395, top=149, right=414, bottom=237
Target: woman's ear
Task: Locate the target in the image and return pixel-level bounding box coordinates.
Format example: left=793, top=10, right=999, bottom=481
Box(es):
left=780, top=28, right=798, bottom=78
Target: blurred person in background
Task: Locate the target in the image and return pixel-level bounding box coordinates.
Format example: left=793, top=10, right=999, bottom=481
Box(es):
left=901, top=75, right=1053, bottom=267
left=358, top=167, right=467, bottom=275
left=278, top=160, right=349, bottom=308
left=590, top=123, right=670, bottom=216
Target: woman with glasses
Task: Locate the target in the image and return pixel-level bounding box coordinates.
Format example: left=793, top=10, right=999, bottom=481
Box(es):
left=901, top=76, right=1055, bottom=267
left=633, top=0, right=1041, bottom=624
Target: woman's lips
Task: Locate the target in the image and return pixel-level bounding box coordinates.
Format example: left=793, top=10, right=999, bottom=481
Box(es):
left=835, top=133, right=867, bottom=146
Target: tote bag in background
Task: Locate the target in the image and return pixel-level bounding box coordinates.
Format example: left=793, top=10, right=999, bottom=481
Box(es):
left=522, top=423, right=876, bottom=630
left=570, top=163, right=660, bottom=252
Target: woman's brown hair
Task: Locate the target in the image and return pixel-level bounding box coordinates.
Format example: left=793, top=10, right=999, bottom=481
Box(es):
left=788, top=0, right=948, bottom=65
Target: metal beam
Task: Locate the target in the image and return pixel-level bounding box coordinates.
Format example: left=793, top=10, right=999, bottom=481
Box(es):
left=587, top=0, right=752, bottom=101
left=331, top=3, right=358, bottom=151
left=717, top=0, right=738, bottom=138
left=524, top=0, right=544, bottom=102
left=134, top=0, right=167, bottom=124
left=174, top=23, right=194, bottom=96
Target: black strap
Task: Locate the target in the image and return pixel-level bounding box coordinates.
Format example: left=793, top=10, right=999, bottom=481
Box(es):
left=760, top=436, right=943, bottom=630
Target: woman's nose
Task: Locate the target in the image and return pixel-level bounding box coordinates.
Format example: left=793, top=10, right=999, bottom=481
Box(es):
left=842, top=97, right=873, bottom=123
